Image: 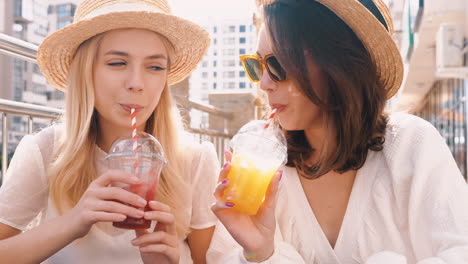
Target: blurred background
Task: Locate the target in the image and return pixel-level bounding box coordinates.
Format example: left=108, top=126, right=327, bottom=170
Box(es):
left=0, top=0, right=467, bottom=182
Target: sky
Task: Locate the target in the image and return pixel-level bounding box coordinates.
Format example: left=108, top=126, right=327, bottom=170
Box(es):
left=170, top=0, right=257, bottom=23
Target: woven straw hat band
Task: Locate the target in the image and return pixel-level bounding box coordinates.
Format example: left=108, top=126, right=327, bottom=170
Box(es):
left=75, top=0, right=171, bottom=22
left=261, top=0, right=393, bottom=35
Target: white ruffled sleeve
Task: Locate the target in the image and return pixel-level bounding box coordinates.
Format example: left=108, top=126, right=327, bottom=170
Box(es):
left=189, top=141, right=219, bottom=229
left=0, top=134, right=49, bottom=231
left=366, top=114, right=468, bottom=263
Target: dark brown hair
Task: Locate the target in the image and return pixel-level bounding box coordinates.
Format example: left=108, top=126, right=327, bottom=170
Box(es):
left=263, top=0, right=388, bottom=179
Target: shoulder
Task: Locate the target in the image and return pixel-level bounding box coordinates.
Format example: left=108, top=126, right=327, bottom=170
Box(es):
left=29, top=123, right=63, bottom=150
left=381, top=112, right=454, bottom=181
left=384, top=112, right=444, bottom=156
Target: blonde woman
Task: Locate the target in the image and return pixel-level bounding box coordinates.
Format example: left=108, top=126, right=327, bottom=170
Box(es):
left=0, top=0, right=218, bottom=263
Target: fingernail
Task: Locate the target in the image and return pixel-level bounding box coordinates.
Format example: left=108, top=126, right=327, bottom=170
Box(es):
left=138, top=199, right=147, bottom=207
left=221, top=178, right=229, bottom=185
left=136, top=210, right=144, bottom=217
left=131, top=238, right=140, bottom=244
left=225, top=202, right=235, bottom=207
left=223, top=162, right=230, bottom=168
left=224, top=148, right=230, bottom=154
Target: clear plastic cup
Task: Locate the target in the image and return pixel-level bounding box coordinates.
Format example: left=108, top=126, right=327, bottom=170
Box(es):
left=105, top=131, right=166, bottom=229
left=222, top=120, right=287, bottom=215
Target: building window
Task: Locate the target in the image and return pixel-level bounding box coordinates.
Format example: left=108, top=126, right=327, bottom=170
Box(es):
left=239, top=25, right=246, bottom=32
left=223, top=49, right=236, bottom=56
left=223, top=82, right=236, bottom=89
left=223, top=37, right=235, bottom=45
left=202, top=72, right=208, bottom=78
left=224, top=25, right=236, bottom=33
left=223, top=60, right=236, bottom=67
left=213, top=26, right=217, bottom=33
left=202, top=61, right=208, bottom=67
left=213, top=72, right=217, bottom=77
left=240, top=82, right=246, bottom=88
left=239, top=48, right=246, bottom=55
left=223, top=71, right=235, bottom=78
left=239, top=37, right=246, bottom=44
left=57, top=4, right=70, bottom=17
left=240, top=71, right=246, bottom=77
left=213, top=38, right=217, bottom=45
left=213, top=61, right=217, bottom=67
left=213, top=83, right=217, bottom=89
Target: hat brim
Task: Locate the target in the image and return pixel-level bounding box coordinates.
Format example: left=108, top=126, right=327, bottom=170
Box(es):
left=37, top=11, right=210, bottom=91
left=317, top=0, right=403, bottom=99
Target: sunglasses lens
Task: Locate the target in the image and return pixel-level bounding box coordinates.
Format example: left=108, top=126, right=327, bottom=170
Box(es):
left=266, top=56, right=286, bottom=81
left=243, top=58, right=262, bottom=82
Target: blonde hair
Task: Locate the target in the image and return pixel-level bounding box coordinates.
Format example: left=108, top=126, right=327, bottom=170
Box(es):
left=48, top=30, right=191, bottom=236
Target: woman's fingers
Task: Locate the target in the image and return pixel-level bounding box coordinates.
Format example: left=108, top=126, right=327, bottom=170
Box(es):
left=257, top=169, right=283, bottom=214
left=83, top=211, right=127, bottom=223
left=94, top=186, right=147, bottom=208
left=224, top=150, right=232, bottom=162
left=145, top=201, right=177, bottom=235
left=93, top=199, right=145, bottom=219
left=93, top=169, right=140, bottom=187
left=213, top=177, right=230, bottom=200
left=210, top=200, right=235, bottom=215
left=132, top=231, right=177, bottom=248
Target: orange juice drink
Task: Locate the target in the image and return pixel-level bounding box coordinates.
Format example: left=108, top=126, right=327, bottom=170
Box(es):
left=222, top=120, right=287, bottom=215
left=222, top=153, right=280, bottom=215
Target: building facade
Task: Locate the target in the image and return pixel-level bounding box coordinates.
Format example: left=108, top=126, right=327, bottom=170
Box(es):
left=392, top=0, right=468, bottom=179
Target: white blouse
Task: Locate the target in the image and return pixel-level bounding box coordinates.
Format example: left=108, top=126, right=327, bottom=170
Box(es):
left=0, top=124, right=219, bottom=264
left=207, top=113, right=468, bottom=264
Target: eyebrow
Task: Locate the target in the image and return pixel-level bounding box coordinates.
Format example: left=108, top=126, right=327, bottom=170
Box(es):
left=104, top=50, right=168, bottom=60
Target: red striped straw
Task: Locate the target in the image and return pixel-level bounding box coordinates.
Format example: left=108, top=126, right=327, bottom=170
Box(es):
left=264, top=108, right=277, bottom=129
left=131, top=108, right=139, bottom=172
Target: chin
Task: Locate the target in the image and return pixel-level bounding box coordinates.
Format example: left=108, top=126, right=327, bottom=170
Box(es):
left=278, top=118, right=302, bottom=131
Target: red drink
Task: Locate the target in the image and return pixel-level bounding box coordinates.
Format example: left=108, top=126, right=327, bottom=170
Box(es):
left=106, top=131, right=166, bottom=230
left=112, top=178, right=159, bottom=229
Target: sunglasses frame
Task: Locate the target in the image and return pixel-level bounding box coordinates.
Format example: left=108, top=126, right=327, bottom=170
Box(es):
left=239, top=54, right=286, bottom=83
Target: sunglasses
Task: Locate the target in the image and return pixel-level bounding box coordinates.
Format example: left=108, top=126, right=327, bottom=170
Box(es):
left=240, top=54, right=287, bottom=83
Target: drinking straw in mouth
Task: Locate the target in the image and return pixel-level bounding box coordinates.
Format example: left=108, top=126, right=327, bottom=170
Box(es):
left=264, top=108, right=277, bottom=129
left=131, top=108, right=139, bottom=172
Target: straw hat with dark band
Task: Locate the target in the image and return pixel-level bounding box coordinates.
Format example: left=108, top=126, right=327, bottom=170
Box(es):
left=261, top=0, right=404, bottom=99
left=38, top=0, right=210, bottom=91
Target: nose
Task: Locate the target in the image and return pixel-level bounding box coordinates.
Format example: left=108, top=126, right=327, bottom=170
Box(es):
left=259, top=68, right=277, bottom=93
left=126, top=66, right=144, bottom=92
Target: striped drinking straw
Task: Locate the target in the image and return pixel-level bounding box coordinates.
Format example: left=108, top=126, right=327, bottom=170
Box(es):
left=263, top=108, right=277, bottom=129
left=131, top=108, right=139, bottom=173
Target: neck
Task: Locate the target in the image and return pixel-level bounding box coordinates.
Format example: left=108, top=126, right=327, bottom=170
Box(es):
left=96, top=118, right=146, bottom=153
left=303, top=125, right=327, bottom=165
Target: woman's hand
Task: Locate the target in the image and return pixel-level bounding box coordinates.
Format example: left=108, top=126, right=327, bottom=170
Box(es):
left=65, top=170, right=148, bottom=239
left=133, top=201, right=180, bottom=264
left=211, top=151, right=283, bottom=262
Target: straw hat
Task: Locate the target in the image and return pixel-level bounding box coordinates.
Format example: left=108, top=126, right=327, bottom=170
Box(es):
left=37, top=0, right=210, bottom=91
left=260, top=0, right=404, bottom=99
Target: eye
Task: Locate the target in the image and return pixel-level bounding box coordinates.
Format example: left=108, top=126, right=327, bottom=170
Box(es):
left=150, top=66, right=167, bottom=71
left=108, top=62, right=126, bottom=66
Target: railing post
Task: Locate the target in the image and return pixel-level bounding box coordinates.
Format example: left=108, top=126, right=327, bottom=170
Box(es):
left=28, top=116, right=33, bottom=134
left=2, top=113, right=7, bottom=183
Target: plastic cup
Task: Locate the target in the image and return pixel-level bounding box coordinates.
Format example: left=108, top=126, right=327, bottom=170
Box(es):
left=222, top=120, right=287, bottom=215
left=105, top=131, right=166, bottom=229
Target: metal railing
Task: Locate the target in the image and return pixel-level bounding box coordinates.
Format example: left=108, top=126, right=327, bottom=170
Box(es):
left=0, top=33, right=234, bottom=182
